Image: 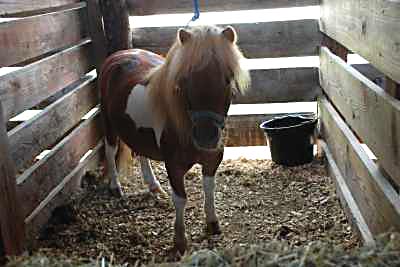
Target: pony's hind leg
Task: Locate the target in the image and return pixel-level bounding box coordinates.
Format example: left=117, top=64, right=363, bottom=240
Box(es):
left=139, top=156, right=167, bottom=196
left=105, top=138, right=123, bottom=197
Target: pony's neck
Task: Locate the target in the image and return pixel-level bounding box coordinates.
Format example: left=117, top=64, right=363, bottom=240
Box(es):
left=148, top=63, right=192, bottom=145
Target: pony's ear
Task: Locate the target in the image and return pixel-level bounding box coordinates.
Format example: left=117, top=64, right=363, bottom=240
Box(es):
left=177, top=28, right=192, bottom=45
left=222, top=26, right=237, bottom=43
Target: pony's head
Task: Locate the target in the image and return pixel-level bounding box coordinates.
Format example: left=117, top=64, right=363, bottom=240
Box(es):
left=149, top=25, right=250, bottom=150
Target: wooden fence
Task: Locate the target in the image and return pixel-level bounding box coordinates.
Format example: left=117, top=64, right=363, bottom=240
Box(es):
left=1, top=0, right=399, bottom=257
left=319, top=0, right=400, bottom=245
left=0, top=0, right=106, bottom=255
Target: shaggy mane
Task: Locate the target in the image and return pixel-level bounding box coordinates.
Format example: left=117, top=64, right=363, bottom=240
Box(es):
left=147, top=25, right=250, bottom=144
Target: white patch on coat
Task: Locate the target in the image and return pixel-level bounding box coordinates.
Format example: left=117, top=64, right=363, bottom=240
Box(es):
left=125, top=84, right=164, bottom=147
left=203, top=175, right=217, bottom=222
left=139, top=156, right=162, bottom=190
left=105, top=139, right=120, bottom=189
left=172, top=191, right=187, bottom=228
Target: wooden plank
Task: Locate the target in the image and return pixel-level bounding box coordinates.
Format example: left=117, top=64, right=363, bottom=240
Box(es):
left=321, top=141, right=375, bottom=246
left=132, top=20, right=321, bottom=58
left=16, top=110, right=102, bottom=219
left=0, top=40, right=94, bottom=121
left=100, top=0, right=131, bottom=55
left=127, top=0, right=319, bottom=15
left=320, top=47, right=400, bottom=186
left=0, top=0, right=80, bottom=17
left=319, top=96, right=400, bottom=235
left=25, top=142, right=103, bottom=240
left=225, top=112, right=314, bottom=147
left=0, top=102, right=24, bottom=256
left=320, top=0, right=400, bottom=83
left=8, top=75, right=99, bottom=173
left=0, top=3, right=88, bottom=67
left=234, top=68, right=320, bottom=104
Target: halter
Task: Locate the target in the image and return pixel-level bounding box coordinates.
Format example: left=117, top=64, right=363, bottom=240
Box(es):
left=190, top=110, right=226, bottom=129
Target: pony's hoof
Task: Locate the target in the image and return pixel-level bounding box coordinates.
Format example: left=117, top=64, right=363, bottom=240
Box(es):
left=109, top=187, right=124, bottom=198
left=207, top=221, right=222, bottom=235
left=173, top=242, right=187, bottom=256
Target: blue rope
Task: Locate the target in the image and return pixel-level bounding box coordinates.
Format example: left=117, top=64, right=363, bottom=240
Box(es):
left=187, top=0, right=200, bottom=26
left=191, top=0, right=200, bottom=21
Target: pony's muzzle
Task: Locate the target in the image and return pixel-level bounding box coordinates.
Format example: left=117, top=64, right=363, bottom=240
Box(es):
left=190, top=111, right=225, bottom=150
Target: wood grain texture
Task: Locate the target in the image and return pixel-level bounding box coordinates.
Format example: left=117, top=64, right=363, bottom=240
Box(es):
left=132, top=20, right=321, bottom=58
left=322, top=141, right=375, bottom=246
left=8, top=75, right=99, bottom=173
left=0, top=103, right=24, bottom=256
left=320, top=47, right=400, bottom=186
left=0, top=3, right=88, bottom=67
left=319, top=96, right=400, bottom=235
left=0, top=40, right=94, bottom=121
left=0, top=0, right=80, bottom=16
left=234, top=68, right=320, bottom=104
left=224, top=112, right=314, bottom=147
left=320, top=0, right=400, bottom=83
left=87, top=0, right=107, bottom=71
left=16, top=110, right=102, bottom=219
left=25, top=142, right=103, bottom=240
left=100, top=0, right=131, bottom=55
left=127, top=0, right=319, bottom=15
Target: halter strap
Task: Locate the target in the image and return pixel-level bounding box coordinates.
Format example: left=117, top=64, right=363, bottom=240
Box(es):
left=190, top=110, right=226, bottom=129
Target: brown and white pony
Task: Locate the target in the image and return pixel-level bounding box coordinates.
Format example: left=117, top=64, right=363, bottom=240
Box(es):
left=99, top=25, right=250, bottom=253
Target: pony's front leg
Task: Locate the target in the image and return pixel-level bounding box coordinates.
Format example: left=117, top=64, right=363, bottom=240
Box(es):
left=105, top=138, right=123, bottom=197
left=166, top=161, right=193, bottom=255
left=202, top=152, right=223, bottom=235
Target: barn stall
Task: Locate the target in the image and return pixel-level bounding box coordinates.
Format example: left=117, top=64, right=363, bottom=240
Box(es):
left=0, top=0, right=399, bottom=265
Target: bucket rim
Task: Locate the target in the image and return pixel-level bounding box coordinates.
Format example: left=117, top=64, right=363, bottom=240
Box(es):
left=259, top=114, right=317, bottom=131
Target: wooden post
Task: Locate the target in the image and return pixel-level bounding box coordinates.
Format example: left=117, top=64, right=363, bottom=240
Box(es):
left=0, top=102, right=25, bottom=256
left=87, top=0, right=108, bottom=72
left=100, top=0, right=131, bottom=55
left=99, top=0, right=133, bottom=178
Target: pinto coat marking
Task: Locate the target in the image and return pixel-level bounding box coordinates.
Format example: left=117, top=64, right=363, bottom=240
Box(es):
left=99, top=25, right=250, bottom=254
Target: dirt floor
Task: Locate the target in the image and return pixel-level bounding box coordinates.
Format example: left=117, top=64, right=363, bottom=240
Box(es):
left=32, top=158, right=360, bottom=265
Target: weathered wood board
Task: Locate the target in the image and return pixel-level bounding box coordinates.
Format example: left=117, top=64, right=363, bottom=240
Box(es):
left=319, top=96, right=400, bottom=235
left=320, top=0, right=400, bottom=83
left=225, top=112, right=315, bottom=147
left=0, top=0, right=80, bottom=16
left=127, top=0, right=319, bottom=15
left=0, top=103, right=24, bottom=255
left=25, top=142, right=103, bottom=240
left=320, top=47, right=400, bottom=186
left=16, top=110, right=102, bottom=219
left=132, top=20, right=321, bottom=58
left=8, top=75, right=98, bottom=172
left=0, top=40, right=94, bottom=121
left=234, top=68, right=320, bottom=104
left=322, top=141, right=375, bottom=246
left=0, top=3, right=88, bottom=67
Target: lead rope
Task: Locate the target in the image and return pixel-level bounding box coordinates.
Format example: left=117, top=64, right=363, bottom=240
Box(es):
left=186, top=0, right=200, bottom=27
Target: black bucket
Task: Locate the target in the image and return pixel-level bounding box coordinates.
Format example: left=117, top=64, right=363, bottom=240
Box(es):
left=260, top=115, right=317, bottom=166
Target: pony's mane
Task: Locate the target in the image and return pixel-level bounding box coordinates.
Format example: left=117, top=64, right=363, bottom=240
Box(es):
left=147, top=25, right=250, bottom=144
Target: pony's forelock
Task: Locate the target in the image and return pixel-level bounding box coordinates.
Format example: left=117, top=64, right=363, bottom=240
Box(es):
left=148, top=25, right=250, bottom=144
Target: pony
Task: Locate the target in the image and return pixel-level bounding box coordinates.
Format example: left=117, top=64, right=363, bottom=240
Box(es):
left=98, top=25, right=250, bottom=253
